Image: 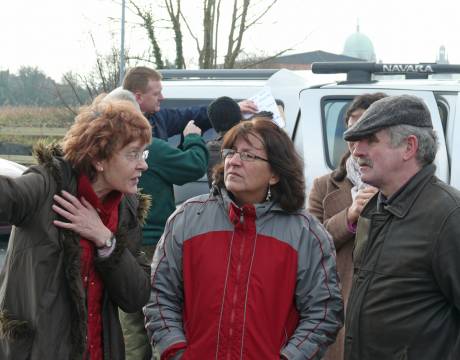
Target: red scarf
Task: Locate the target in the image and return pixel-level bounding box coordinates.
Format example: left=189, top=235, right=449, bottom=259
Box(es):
left=77, top=174, right=122, bottom=360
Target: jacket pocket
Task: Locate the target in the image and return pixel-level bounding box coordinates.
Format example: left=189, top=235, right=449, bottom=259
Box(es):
left=0, top=310, right=34, bottom=360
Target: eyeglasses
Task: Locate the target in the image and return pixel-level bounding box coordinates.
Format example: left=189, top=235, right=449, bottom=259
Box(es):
left=221, top=148, right=269, bottom=162
left=124, top=149, right=149, bottom=162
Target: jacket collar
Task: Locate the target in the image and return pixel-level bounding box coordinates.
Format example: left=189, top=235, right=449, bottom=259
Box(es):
left=217, top=187, right=282, bottom=222
left=330, top=175, right=353, bottom=191
left=379, top=164, right=436, bottom=219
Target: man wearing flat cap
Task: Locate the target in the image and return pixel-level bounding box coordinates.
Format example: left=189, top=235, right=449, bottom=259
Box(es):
left=343, top=95, right=460, bottom=360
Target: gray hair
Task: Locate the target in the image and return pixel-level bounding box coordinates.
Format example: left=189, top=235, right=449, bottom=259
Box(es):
left=386, top=124, right=438, bottom=166
left=104, top=88, right=141, bottom=112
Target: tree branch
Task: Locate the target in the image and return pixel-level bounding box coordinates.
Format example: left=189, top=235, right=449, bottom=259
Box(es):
left=244, top=0, right=278, bottom=30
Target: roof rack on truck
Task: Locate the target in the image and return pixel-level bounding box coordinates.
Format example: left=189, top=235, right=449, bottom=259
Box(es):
left=159, top=69, right=279, bottom=80
left=311, top=62, right=460, bottom=83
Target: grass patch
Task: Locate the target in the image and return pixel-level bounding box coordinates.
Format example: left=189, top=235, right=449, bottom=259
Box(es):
left=0, top=106, right=75, bottom=127
left=0, top=106, right=75, bottom=146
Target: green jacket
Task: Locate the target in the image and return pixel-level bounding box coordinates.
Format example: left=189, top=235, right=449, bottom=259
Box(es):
left=140, top=134, right=208, bottom=246
left=0, top=143, right=151, bottom=360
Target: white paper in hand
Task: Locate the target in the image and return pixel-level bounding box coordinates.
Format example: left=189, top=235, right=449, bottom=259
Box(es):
left=244, top=86, right=285, bottom=128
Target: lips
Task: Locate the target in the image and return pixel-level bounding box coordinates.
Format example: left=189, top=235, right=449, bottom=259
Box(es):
left=358, top=159, right=372, bottom=168
left=226, top=172, right=242, bottom=179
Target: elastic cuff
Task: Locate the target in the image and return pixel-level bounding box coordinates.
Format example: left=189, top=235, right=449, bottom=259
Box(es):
left=162, top=342, right=187, bottom=360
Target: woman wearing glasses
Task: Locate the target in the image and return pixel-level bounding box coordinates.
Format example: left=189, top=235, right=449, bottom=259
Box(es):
left=145, top=117, right=343, bottom=360
left=0, top=96, right=152, bottom=359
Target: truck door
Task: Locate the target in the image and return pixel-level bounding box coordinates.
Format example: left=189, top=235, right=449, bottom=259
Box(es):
left=295, top=88, right=449, bottom=196
left=449, top=95, right=460, bottom=189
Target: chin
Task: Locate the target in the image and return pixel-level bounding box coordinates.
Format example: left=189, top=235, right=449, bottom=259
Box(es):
left=122, top=186, right=138, bottom=195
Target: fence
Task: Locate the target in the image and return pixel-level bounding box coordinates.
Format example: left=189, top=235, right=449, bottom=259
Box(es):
left=0, top=126, right=68, bottom=165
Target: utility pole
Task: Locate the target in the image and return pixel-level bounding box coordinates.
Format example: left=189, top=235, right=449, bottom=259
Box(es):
left=119, top=0, right=126, bottom=86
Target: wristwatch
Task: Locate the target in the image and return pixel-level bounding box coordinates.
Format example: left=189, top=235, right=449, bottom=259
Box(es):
left=99, top=233, right=115, bottom=249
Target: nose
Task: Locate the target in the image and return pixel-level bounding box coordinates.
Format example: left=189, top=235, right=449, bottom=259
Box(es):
left=352, top=140, right=365, bottom=158
left=159, top=92, right=165, bottom=101
left=138, top=158, right=148, bottom=171
left=227, top=152, right=242, bottom=165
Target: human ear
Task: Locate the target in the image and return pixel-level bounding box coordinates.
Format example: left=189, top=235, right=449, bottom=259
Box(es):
left=91, top=159, right=104, bottom=172
left=403, top=135, right=418, bottom=161
left=269, top=172, right=280, bottom=186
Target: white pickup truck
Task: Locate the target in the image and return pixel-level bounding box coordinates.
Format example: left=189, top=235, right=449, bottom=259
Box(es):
left=159, top=63, right=460, bottom=204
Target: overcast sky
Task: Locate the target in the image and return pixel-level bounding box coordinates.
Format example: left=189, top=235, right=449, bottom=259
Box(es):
left=2, top=0, right=459, bottom=82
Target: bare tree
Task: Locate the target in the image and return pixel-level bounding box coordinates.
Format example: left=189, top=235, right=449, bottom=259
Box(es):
left=129, top=0, right=280, bottom=69
left=55, top=45, right=127, bottom=113
left=165, top=0, right=186, bottom=68
left=128, top=0, right=165, bottom=68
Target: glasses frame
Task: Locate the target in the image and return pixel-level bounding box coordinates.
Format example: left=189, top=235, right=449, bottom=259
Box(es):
left=221, top=148, right=269, bottom=163
left=124, top=149, right=149, bottom=162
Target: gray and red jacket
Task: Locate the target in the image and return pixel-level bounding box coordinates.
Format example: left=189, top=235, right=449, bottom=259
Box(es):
left=144, top=189, right=343, bottom=360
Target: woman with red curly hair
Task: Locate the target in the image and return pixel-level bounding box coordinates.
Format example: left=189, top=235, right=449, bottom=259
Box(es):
left=0, top=96, right=152, bottom=359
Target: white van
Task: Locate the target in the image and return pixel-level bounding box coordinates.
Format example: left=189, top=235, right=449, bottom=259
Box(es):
left=159, top=63, right=460, bottom=204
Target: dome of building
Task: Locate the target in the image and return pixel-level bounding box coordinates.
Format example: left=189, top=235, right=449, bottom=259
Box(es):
left=343, top=24, right=376, bottom=61
left=437, top=45, right=449, bottom=64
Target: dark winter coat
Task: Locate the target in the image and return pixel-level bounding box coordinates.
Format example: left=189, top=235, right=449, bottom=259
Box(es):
left=0, top=143, right=151, bottom=360
left=146, top=106, right=211, bottom=140
left=345, top=164, right=460, bottom=360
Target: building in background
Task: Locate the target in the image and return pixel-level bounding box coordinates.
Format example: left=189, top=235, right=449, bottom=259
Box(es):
left=250, top=50, right=363, bottom=70
left=342, top=23, right=376, bottom=62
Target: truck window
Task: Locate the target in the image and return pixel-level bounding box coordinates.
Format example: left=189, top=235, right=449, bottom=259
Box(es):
left=321, top=97, right=353, bottom=169
left=434, top=96, right=448, bottom=136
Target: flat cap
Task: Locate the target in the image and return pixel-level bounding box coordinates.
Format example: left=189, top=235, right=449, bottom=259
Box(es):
left=343, top=95, right=433, bottom=141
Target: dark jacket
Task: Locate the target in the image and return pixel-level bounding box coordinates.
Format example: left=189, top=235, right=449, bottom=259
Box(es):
left=139, top=134, right=208, bottom=246
left=147, top=106, right=211, bottom=140
left=206, top=134, right=223, bottom=187
left=345, top=164, right=460, bottom=360
left=308, top=173, right=354, bottom=360
left=0, top=143, right=151, bottom=360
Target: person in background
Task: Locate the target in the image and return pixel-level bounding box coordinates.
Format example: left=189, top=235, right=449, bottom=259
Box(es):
left=106, top=88, right=208, bottom=360
left=145, top=117, right=343, bottom=360
left=206, top=96, right=242, bottom=187
left=308, top=93, right=384, bottom=360
left=122, top=66, right=257, bottom=140
left=344, top=95, right=460, bottom=359
left=0, top=96, right=152, bottom=359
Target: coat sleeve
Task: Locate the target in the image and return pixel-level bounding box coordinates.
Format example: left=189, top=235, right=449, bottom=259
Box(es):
left=144, top=205, right=187, bottom=356
left=0, top=167, right=51, bottom=226
left=308, top=176, right=327, bottom=223
left=159, top=106, right=211, bottom=138
left=308, top=176, right=354, bottom=251
left=280, top=214, right=344, bottom=360
left=432, top=206, right=460, bottom=310
left=148, top=135, right=209, bottom=186
left=95, top=195, right=151, bottom=312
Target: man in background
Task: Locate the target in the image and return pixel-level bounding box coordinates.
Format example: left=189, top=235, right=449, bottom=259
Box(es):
left=205, top=96, right=242, bottom=187
left=122, top=66, right=257, bottom=140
